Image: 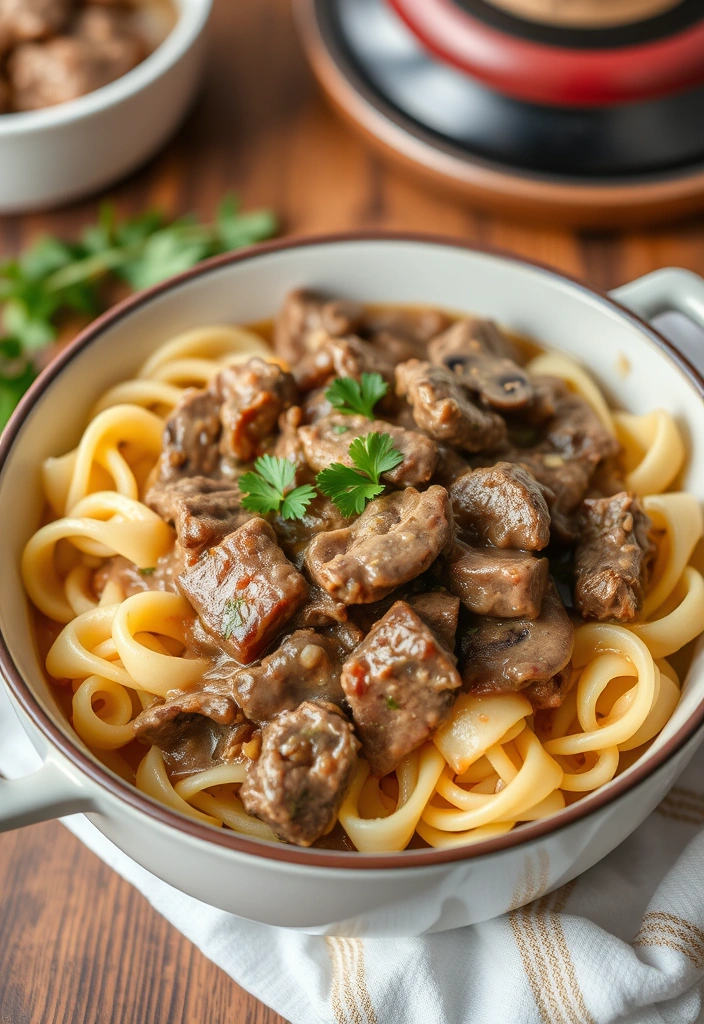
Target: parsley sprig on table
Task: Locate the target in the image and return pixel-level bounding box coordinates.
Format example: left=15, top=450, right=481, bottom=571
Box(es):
left=316, top=432, right=404, bottom=517
left=325, top=371, right=388, bottom=420
left=239, top=455, right=317, bottom=520
left=0, top=195, right=277, bottom=429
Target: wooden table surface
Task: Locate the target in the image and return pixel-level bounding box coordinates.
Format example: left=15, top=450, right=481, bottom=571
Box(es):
left=3, top=1, right=704, bottom=1021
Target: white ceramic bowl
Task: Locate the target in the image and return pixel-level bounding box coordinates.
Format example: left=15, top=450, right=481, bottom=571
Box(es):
left=2, top=235, right=704, bottom=937
left=0, top=0, right=212, bottom=213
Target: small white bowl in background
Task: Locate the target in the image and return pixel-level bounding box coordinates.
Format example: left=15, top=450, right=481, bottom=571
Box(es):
left=0, top=0, right=212, bottom=214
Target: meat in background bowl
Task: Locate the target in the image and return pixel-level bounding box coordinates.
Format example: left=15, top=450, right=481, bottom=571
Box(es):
left=0, top=0, right=211, bottom=213
left=1, top=234, right=704, bottom=936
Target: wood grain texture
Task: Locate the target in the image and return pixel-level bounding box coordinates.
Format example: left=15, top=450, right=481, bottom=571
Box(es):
left=2, top=0, right=704, bottom=1021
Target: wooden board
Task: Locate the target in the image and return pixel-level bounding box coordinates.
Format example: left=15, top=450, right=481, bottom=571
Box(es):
left=3, top=0, right=704, bottom=1020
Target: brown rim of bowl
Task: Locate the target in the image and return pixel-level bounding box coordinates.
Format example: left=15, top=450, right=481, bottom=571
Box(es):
left=2, top=231, right=704, bottom=871
left=293, top=0, right=704, bottom=223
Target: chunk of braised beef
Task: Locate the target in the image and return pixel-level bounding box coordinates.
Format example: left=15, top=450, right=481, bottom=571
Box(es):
left=503, top=450, right=591, bottom=543
left=147, top=476, right=251, bottom=567
left=341, top=600, right=461, bottom=778
left=524, top=662, right=574, bottom=711
left=240, top=701, right=359, bottom=846
left=306, top=486, right=453, bottom=605
left=231, top=629, right=346, bottom=723
left=293, top=335, right=396, bottom=394
left=273, top=289, right=364, bottom=365
left=177, top=518, right=308, bottom=665
left=449, top=463, right=551, bottom=551
left=432, top=444, right=472, bottom=488
left=538, top=376, right=620, bottom=466
left=298, top=413, right=438, bottom=488
left=9, top=11, right=142, bottom=111
left=428, top=319, right=533, bottom=412
left=155, top=388, right=222, bottom=484
left=291, top=582, right=349, bottom=630
left=395, top=359, right=507, bottom=454
left=214, top=359, right=297, bottom=462
left=271, top=493, right=348, bottom=569
left=574, top=492, right=654, bottom=622
left=132, top=692, right=251, bottom=776
left=408, top=591, right=460, bottom=652
left=273, top=406, right=313, bottom=484
left=361, top=307, right=450, bottom=363
left=461, top=581, right=574, bottom=708
left=447, top=542, right=549, bottom=620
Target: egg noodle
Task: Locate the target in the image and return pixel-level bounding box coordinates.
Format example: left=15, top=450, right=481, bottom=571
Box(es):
left=21, top=327, right=704, bottom=852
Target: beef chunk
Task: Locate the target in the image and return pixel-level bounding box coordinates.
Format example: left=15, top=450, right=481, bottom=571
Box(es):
left=429, top=319, right=533, bottom=412
left=240, top=701, right=359, bottom=846
left=293, top=335, right=396, bottom=394
left=0, top=0, right=71, bottom=47
left=147, top=476, right=251, bottom=567
left=540, top=376, right=620, bottom=466
left=432, top=444, right=472, bottom=488
left=298, top=413, right=438, bottom=488
left=408, top=591, right=460, bottom=651
left=574, top=492, right=654, bottom=622
left=273, top=406, right=313, bottom=484
left=9, top=13, right=142, bottom=111
left=271, top=493, right=348, bottom=569
left=524, top=662, right=573, bottom=711
left=306, top=486, right=452, bottom=604
left=132, top=692, right=250, bottom=776
left=361, top=307, right=450, bottom=363
left=395, top=360, right=507, bottom=454
left=214, top=359, right=297, bottom=462
left=447, top=542, right=549, bottom=619
left=462, top=581, right=574, bottom=707
left=273, top=289, right=364, bottom=365
left=341, top=601, right=461, bottom=777
left=231, top=629, right=346, bottom=723
left=292, top=583, right=349, bottom=630
left=504, top=450, right=592, bottom=542
left=177, top=519, right=308, bottom=665
left=155, top=388, right=222, bottom=485
left=450, top=463, right=551, bottom=550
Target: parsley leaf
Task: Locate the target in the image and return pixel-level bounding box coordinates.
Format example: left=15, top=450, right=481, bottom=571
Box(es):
left=223, top=598, right=247, bottom=639
left=0, top=194, right=277, bottom=430
left=239, top=455, right=316, bottom=520
left=325, top=372, right=388, bottom=420
left=348, top=432, right=404, bottom=482
left=385, top=696, right=401, bottom=710
left=138, top=567, right=156, bottom=576
left=316, top=431, right=404, bottom=517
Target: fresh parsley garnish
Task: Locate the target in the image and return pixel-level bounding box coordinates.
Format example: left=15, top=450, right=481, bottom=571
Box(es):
left=316, top=432, right=404, bottom=517
left=385, top=696, right=401, bottom=710
left=0, top=195, right=277, bottom=430
left=223, top=598, right=247, bottom=639
left=325, top=372, right=388, bottom=420
left=332, top=424, right=349, bottom=435
left=138, top=567, right=156, bottom=576
left=239, top=455, right=316, bottom=520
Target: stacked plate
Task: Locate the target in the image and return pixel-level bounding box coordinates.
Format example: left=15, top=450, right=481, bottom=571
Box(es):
left=295, top=0, right=704, bottom=224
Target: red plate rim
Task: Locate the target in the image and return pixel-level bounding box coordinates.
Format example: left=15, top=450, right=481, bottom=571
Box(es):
left=388, top=0, right=704, bottom=106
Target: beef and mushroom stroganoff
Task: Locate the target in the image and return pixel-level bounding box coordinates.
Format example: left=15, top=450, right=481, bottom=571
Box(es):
left=22, top=291, right=704, bottom=851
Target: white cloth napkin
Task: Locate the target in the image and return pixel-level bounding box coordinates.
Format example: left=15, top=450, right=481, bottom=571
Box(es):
left=3, top=311, right=704, bottom=1024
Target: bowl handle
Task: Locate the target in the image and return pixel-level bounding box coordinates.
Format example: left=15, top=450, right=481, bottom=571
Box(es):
left=0, top=752, right=95, bottom=831
left=610, top=268, right=704, bottom=331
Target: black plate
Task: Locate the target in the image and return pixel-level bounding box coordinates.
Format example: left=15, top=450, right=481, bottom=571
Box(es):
left=322, top=0, right=704, bottom=178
